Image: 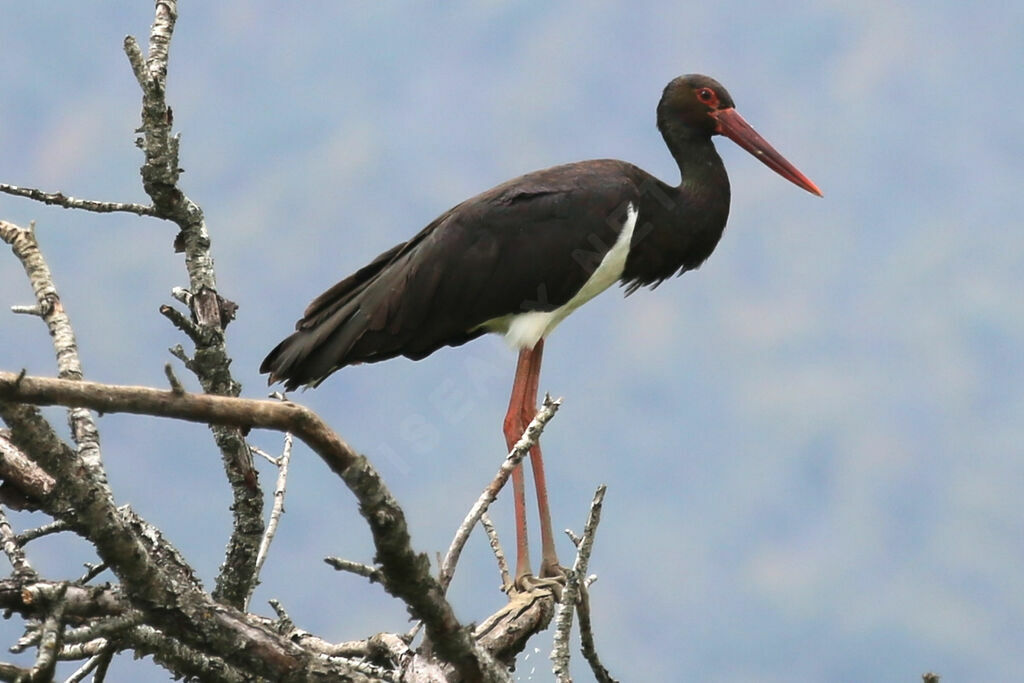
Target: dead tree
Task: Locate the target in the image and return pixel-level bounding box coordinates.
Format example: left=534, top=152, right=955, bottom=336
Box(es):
left=0, top=3, right=616, bottom=681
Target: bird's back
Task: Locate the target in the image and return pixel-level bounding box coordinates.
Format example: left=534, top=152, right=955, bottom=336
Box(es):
left=261, top=159, right=648, bottom=389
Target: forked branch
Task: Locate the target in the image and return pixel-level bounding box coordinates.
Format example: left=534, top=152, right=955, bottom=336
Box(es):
left=0, top=371, right=500, bottom=682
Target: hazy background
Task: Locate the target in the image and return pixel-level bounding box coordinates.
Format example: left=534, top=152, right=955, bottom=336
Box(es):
left=2, top=2, right=1022, bottom=681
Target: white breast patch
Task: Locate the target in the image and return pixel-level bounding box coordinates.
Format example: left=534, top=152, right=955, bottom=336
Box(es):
left=484, top=202, right=638, bottom=350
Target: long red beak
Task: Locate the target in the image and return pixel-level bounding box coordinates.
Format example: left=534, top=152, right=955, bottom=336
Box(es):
left=711, top=108, right=823, bottom=197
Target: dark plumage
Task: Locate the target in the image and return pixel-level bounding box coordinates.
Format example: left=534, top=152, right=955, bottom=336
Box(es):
left=261, top=74, right=819, bottom=391
left=262, top=73, right=821, bottom=587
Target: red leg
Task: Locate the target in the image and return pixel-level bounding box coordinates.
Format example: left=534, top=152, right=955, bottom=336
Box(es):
left=503, top=347, right=535, bottom=584
left=518, top=340, right=561, bottom=577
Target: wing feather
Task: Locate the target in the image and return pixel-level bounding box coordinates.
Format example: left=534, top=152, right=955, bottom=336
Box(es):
left=262, top=160, right=640, bottom=388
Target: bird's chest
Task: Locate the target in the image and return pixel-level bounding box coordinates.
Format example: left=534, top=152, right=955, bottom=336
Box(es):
left=482, top=203, right=639, bottom=349
left=622, top=188, right=730, bottom=287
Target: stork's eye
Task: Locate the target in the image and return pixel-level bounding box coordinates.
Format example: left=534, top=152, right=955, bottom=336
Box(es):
left=692, top=86, right=721, bottom=109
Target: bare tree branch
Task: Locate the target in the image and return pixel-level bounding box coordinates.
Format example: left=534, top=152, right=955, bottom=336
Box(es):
left=2, top=217, right=252, bottom=677
left=64, top=646, right=114, bottom=683
left=0, top=183, right=157, bottom=216
left=577, top=591, right=618, bottom=683
left=473, top=589, right=556, bottom=669
left=0, top=580, right=128, bottom=620
left=0, top=219, right=102, bottom=479
left=77, top=561, right=109, bottom=585
left=125, top=625, right=249, bottom=683
left=439, top=395, right=562, bottom=592
left=122, top=0, right=262, bottom=607
left=552, top=484, right=608, bottom=682
left=0, top=400, right=322, bottom=680
left=0, top=405, right=109, bottom=532
left=245, top=432, right=293, bottom=610
left=29, top=584, right=67, bottom=682
left=1, top=3, right=617, bottom=679
left=0, top=371, right=501, bottom=681
left=91, top=648, right=114, bottom=683
left=16, top=520, right=70, bottom=546
left=63, top=613, right=142, bottom=645
left=0, top=428, right=55, bottom=507
left=0, top=506, right=35, bottom=577
left=480, top=513, right=511, bottom=590
left=325, top=557, right=384, bottom=583
left=0, top=661, right=32, bottom=682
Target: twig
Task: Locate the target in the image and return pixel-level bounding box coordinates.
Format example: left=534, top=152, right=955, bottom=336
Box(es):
left=17, top=520, right=70, bottom=546
left=92, top=647, right=114, bottom=682
left=480, top=512, right=511, bottom=589
left=0, top=507, right=35, bottom=577
left=0, top=183, right=157, bottom=216
left=58, top=638, right=109, bottom=660
left=30, top=586, right=67, bottom=682
left=0, top=220, right=102, bottom=475
left=10, top=305, right=43, bottom=316
left=170, top=286, right=192, bottom=307
left=324, top=557, right=383, bottom=583
left=4, top=580, right=128, bottom=620
left=163, top=363, right=186, bottom=395
left=12, top=624, right=40, bottom=654
left=64, top=648, right=108, bottom=683
left=551, top=485, right=607, bottom=682
left=267, top=599, right=294, bottom=633
left=125, top=625, right=249, bottom=683
left=78, top=562, right=109, bottom=585
left=438, top=394, right=561, bottom=592
left=577, top=585, right=617, bottom=683
left=63, top=613, right=142, bottom=644
left=0, top=661, right=32, bottom=681
left=0, top=429, right=55, bottom=507
left=159, top=304, right=208, bottom=346
left=244, top=432, right=293, bottom=610
left=249, top=446, right=280, bottom=466
left=0, top=408, right=84, bottom=520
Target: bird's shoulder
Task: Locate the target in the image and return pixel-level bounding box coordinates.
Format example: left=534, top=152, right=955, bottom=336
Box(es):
left=469, top=159, right=645, bottom=217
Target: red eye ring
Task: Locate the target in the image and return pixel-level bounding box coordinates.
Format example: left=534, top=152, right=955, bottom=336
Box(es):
left=693, top=86, right=720, bottom=109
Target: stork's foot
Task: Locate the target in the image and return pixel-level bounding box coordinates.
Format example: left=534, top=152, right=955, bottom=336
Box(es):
left=509, top=567, right=568, bottom=602
left=540, top=560, right=568, bottom=583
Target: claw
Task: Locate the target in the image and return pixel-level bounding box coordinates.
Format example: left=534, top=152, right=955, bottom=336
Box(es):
left=511, top=570, right=567, bottom=602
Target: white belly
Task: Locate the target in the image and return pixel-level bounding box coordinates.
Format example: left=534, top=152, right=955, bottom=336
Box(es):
left=482, top=202, right=638, bottom=350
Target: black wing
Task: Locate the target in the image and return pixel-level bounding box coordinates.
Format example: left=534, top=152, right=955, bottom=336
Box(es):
left=261, top=160, right=641, bottom=389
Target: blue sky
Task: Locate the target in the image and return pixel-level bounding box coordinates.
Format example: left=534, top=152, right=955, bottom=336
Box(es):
left=2, top=2, right=1023, bottom=680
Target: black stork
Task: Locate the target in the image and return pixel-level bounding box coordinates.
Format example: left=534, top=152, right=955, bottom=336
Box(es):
left=262, top=74, right=822, bottom=590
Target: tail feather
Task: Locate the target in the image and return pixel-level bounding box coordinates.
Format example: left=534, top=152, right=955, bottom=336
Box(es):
left=261, top=241, right=418, bottom=389
left=261, top=306, right=361, bottom=390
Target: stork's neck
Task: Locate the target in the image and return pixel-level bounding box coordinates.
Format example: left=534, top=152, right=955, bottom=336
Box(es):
left=619, top=129, right=732, bottom=290
left=662, top=129, right=730, bottom=201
